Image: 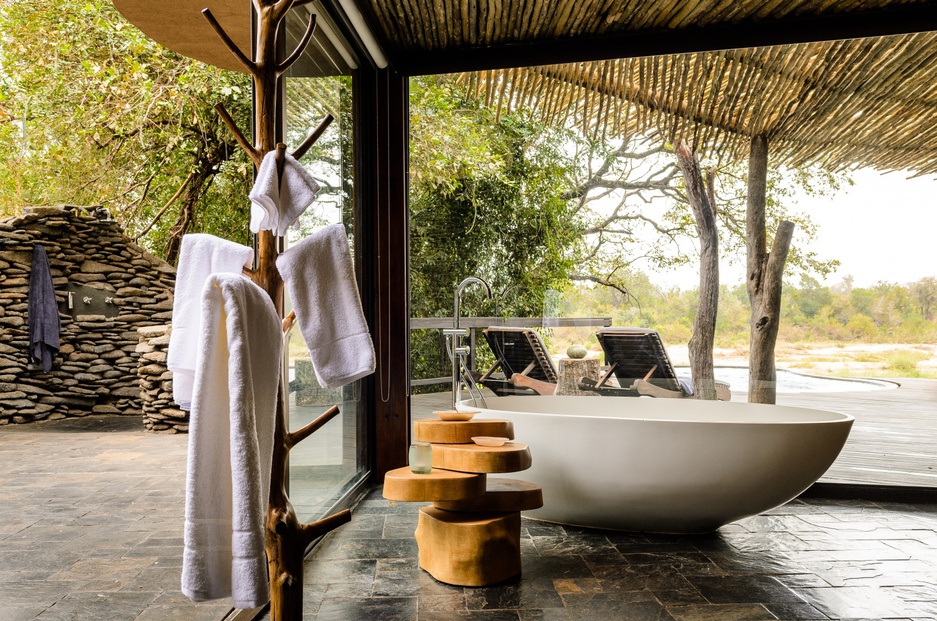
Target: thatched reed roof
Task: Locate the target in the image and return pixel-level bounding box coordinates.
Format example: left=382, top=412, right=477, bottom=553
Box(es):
left=364, top=0, right=937, bottom=73
left=355, top=0, right=937, bottom=174
left=110, top=0, right=937, bottom=173
left=461, top=32, right=937, bottom=175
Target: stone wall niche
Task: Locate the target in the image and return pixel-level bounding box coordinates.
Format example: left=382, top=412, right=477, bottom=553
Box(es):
left=0, top=205, right=176, bottom=424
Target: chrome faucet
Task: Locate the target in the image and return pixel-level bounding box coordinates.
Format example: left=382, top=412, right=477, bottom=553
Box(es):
left=444, top=276, right=493, bottom=410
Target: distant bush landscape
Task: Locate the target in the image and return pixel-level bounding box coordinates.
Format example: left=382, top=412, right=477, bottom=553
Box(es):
left=550, top=272, right=937, bottom=379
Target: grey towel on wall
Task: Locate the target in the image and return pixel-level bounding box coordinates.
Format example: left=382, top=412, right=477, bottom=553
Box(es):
left=27, top=244, right=60, bottom=372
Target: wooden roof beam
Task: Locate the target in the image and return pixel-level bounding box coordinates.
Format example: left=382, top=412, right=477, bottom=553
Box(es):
left=395, top=3, right=937, bottom=76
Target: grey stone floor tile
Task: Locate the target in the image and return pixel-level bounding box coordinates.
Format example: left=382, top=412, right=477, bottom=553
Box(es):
left=4, top=607, right=50, bottom=621
left=688, top=575, right=805, bottom=604
left=763, top=601, right=831, bottom=619
left=464, top=578, right=564, bottom=610
left=666, top=603, right=778, bottom=621
left=517, top=609, right=573, bottom=621
left=531, top=533, right=619, bottom=556
left=8, top=416, right=937, bottom=621
left=520, top=555, right=594, bottom=581
left=305, top=558, right=377, bottom=586
left=134, top=602, right=234, bottom=621
left=32, top=591, right=160, bottom=621
left=653, top=589, right=709, bottom=606
left=315, top=595, right=418, bottom=621
left=421, top=611, right=520, bottom=621
left=593, top=564, right=697, bottom=592
left=419, top=591, right=468, bottom=612
left=798, top=586, right=929, bottom=619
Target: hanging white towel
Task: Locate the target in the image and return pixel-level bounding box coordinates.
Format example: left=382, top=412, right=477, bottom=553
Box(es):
left=248, top=153, right=279, bottom=235
left=181, top=273, right=281, bottom=610
left=249, top=151, right=321, bottom=236
left=276, top=223, right=375, bottom=388
left=167, top=234, right=254, bottom=410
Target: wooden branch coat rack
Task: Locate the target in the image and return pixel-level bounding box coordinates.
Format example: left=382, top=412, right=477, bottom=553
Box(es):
left=202, top=2, right=347, bottom=619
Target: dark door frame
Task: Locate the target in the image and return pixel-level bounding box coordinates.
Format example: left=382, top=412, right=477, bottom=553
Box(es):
left=353, top=67, right=410, bottom=479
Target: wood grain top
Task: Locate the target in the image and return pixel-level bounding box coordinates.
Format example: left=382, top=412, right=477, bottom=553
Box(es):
left=382, top=466, right=486, bottom=502
left=413, top=419, right=515, bottom=444
left=431, top=442, right=532, bottom=474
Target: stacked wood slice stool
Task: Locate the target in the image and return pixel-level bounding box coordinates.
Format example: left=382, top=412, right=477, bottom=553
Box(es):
left=382, top=415, right=543, bottom=586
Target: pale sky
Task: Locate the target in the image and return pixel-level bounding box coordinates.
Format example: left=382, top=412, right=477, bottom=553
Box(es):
left=650, top=168, right=937, bottom=290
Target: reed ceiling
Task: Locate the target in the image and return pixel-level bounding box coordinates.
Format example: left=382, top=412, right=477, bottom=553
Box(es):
left=461, top=32, right=937, bottom=174
left=110, top=0, right=937, bottom=173
left=358, top=0, right=937, bottom=174
left=365, top=0, right=937, bottom=71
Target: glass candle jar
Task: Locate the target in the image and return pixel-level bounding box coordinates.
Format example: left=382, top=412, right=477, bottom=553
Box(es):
left=408, top=441, right=433, bottom=474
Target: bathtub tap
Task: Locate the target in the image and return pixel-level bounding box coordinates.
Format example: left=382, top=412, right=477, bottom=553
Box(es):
left=444, top=276, right=492, bottom=410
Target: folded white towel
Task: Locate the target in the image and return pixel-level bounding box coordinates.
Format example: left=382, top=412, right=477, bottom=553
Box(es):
left=167, top=234, right=254, bottom=410
left=249, top=151, right=321, bottom=237
left=276, top=223, right=375, bottom=388
left=181, top=273, right=281, bottom=610
left=248, top=153, right=279, bottom=235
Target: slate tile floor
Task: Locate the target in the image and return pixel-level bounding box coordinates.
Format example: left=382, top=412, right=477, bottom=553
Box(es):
left=296, top=489, right=937, bottom=621
left=4, top=414, right=937, bottom=620
left=0, top=416, right=233, bottom=621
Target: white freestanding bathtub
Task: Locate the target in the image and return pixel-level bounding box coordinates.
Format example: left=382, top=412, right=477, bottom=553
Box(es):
left=460, top=396, right=853, bottom=533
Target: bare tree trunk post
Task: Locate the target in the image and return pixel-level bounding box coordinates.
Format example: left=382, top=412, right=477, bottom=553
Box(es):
left=675, top=141, right=719, bottom=400
left=746, top=135, right=795, bottom=404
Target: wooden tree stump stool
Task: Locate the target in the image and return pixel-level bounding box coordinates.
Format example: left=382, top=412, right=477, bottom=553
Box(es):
left=415, top=506, right=521, bottom=587
left=383, top=415, right=542, bottom=587
left=556, top=357, right=601, bottom=396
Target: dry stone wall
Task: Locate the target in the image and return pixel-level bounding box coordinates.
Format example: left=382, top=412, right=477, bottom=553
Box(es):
left=136, top=324, right=188, bottom=433
left=0, top=205, right=176, bottom=424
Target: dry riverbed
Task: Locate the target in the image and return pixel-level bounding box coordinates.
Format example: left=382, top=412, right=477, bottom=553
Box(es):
left=668, top=342, right=937, bottom=379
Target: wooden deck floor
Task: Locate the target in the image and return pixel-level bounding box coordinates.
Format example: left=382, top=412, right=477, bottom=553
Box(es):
left=411, top=378, right=937, bottom=488
left=775, top=377, right=937, bottom=487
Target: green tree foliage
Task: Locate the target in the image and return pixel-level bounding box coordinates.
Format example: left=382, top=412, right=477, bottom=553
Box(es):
left=0, top=0, right=253, bottom=260
left=409, top=76, right=583, bottom=384
left=407, top=75, right=856, bottom=383
left=910, top=277, right=937, bottom=321
left=561, top=273, right=937, bottom=348
left=712, top=161, right=847, bottom=280
left=410, top=76, right=580, bottom=319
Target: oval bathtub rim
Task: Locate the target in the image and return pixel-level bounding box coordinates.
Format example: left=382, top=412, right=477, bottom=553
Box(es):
left=458, top=397, right=856, bottom=427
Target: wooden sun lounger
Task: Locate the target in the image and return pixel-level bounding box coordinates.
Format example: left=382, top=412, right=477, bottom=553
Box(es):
left=475, top=327, right=557, bottom=396
left=579, top=327, right=730, bottom=400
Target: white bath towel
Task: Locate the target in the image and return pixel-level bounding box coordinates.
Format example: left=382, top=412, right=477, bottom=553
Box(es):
left=181, top=273, right=281, bottom=610
left=249, top=151, right=321, bottom=236
left=276, top=223, right=375, bottom=388
left=248, top=153, right=279, bottom=234
left=167, top=234, right=254, bottom=410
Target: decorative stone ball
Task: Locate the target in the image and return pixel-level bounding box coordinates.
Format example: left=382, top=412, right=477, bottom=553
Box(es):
left=566, top=344, right=588, bottom=359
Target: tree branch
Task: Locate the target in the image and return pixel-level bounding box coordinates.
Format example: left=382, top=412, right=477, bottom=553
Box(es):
left=299, top=509, right=351, bottom=549
left=291, top=114, right=333, bottom=161
left=568, top=272, right=634, bottom=300
left=133, top=171, right=195, bottom=240
left=278, top=14, right=317, bottom=74
left=287, top=405, right=341, bottom=449
left=214, top=103, right=261, bottom=166
left=201, top=9, right=256, bottom=75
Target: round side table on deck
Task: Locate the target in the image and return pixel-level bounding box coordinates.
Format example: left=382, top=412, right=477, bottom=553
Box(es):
left=556, top=357, right=600, bottom=396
